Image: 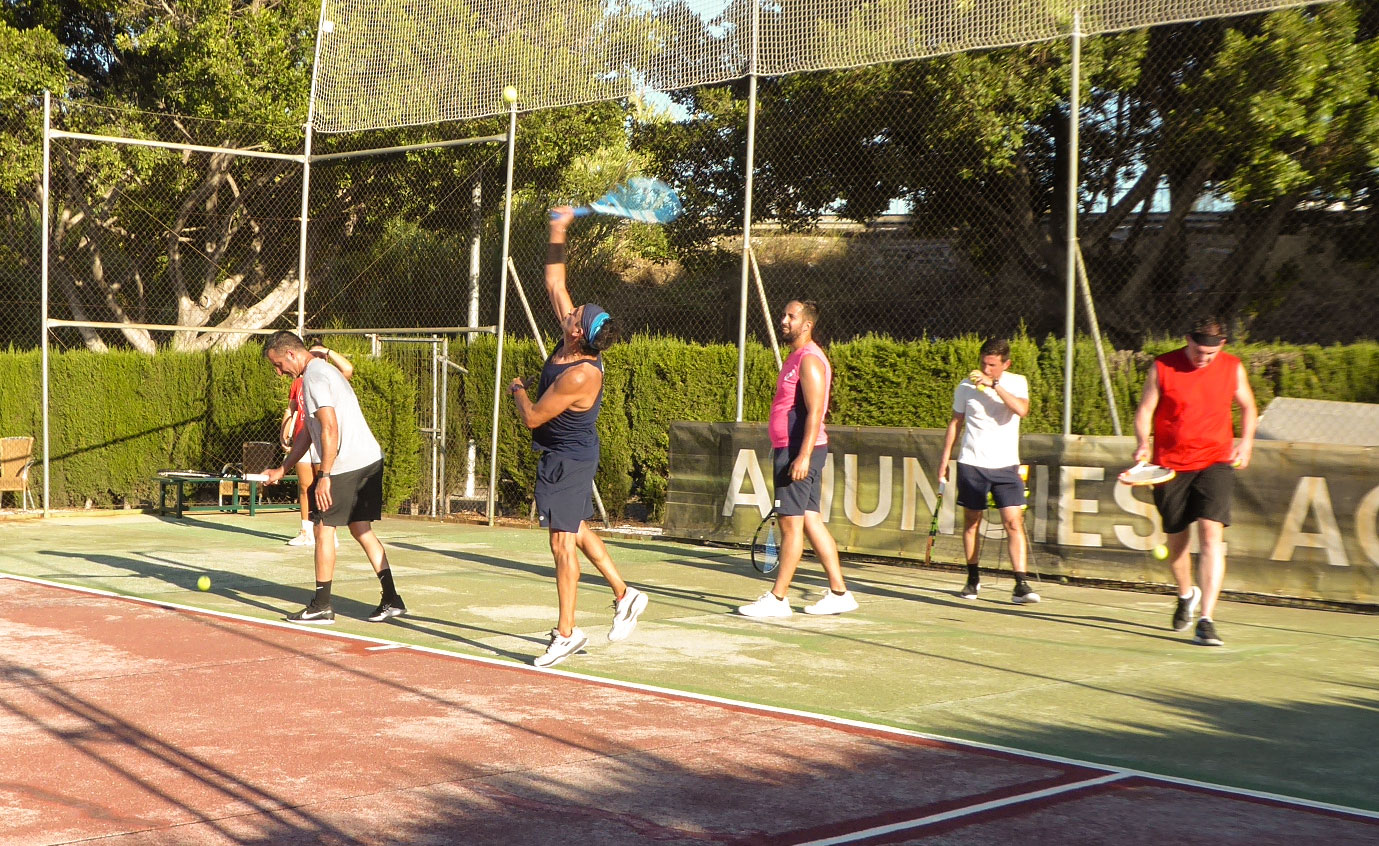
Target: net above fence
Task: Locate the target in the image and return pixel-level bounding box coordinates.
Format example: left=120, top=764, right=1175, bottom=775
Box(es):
left=313, top=0, right=1331, bottom=132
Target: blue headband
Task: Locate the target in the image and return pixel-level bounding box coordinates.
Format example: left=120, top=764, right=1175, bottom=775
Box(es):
left=581, top=304, right=610, bottom=344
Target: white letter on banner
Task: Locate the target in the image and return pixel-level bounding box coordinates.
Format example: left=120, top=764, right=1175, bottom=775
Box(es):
left=1113, top=482, right=1164, bottom=551
left=1356, top=485, right=1379, bottom=567
left=1271, top=476, right=1350, bottom=567
left=1058, top=466, right=1104, bottom=547
left=1031, top=464, right=1048, bottom=543
left=820, top=452, right=835, bottom=523
left=900, top=456, right=937, bottom=532
left=843, top=453, right=892, bottom=527
left=721, top=448, right=772, bottom=518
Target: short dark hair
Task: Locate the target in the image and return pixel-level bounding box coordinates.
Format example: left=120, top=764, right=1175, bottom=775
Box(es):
left=795, top=299, right=820, bottom=325
left=1191, top=316, right=1227, bottom=337
left=979, top=338, right=1011, bottom=361
left=263, top=330, right=306, bottom=358
left=583, top=317, right=621, bottom=353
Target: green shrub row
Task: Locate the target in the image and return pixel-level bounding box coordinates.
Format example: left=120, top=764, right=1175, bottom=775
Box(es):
left=6, top=335, right=1375, bottom=518
left=0, top=344, right=421, bottom=510
left=459, top=334, right=1379, bottom=521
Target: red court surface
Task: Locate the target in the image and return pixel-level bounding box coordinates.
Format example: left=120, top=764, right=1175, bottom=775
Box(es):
left=2, top=576, right=1375, bottom=846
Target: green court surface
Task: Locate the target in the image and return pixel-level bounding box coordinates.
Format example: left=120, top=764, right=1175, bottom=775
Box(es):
left=3, top=511, right=1376, bottom=813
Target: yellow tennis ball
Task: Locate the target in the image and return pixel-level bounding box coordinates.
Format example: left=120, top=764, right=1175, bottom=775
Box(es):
left=197, top=575, right=212, bottom=591
left=1152, top=544, right=1169, bottom=560
left=502, top=86, right=518, bottom=103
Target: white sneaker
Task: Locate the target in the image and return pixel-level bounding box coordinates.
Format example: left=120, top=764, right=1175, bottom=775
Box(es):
left=286, top=530, right=314, bottom=547
left=738, top=591, right=792, bottom=618
left=533, top=627, right=588, bottom=668
left=804, top=590, right=859, bottom=615
left=608, top=586, right=649, bottom=642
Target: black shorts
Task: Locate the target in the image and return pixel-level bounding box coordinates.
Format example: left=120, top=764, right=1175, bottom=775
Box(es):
left=311, top=459, right=384, bottom=527
left=956, top=463, right=1025, bottom=510
left=535, top=453, right=596, bottom=533
left=1153, top=462, right=1234, bottom=535
left=773, top=447, right=826, bottom=517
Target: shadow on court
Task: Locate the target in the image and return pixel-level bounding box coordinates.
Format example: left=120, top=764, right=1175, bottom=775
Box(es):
left=2, top=578, right=1375, bottom=846
left=2, top=511, right=1378, bottom=825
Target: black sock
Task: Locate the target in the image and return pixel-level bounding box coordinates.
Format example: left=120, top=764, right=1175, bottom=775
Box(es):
left=831, top=589, right=847, bottom=596
left=312, top=581, right=332, bottom=608
left=377, top=567, right=398, bottom=601
left=967, top=564, right=980, bottom=582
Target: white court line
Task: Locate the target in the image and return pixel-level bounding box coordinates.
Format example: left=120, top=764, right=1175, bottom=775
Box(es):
left=366, top=644, right=407, bottom=652
left=3, top=571, right=1377, bottom=823
left=795, top=773, right=1130, bottom=846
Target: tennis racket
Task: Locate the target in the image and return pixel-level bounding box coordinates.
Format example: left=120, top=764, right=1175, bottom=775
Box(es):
left=555, top=177, right=684, bottom=223
left=280, top=410, right=298, bottom=451
left=1118, top=461, right=1176, bottom=486
left=924, top=480, right=945, bottom=566
left=751, top=508, right=781, bottom=574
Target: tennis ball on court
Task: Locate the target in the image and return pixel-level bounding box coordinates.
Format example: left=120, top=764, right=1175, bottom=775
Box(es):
left=502, top=86, right=518, bottom=103
left=197, top=575, right=212, bottom=591
left=1152, top=544, right=1169, bottom=560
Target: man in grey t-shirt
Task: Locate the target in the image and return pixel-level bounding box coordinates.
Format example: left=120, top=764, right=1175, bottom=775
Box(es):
left=264, top=331, right=405, bottom=625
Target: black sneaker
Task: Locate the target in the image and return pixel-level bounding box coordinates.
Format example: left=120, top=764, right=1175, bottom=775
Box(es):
left=959, top=580, right=980, bottom=599
left=367, top=596, right=407, bottom=622
left=286, top=604, right=335, bottom=625
left=1012, top=581, right=1041, bottom=604
left=1194, top=618, right=1224, bottom=646
left=1172, top=586, right=1201, bottom=632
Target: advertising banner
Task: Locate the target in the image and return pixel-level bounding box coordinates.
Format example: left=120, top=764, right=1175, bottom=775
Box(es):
left=664, top=422, right=1379, bottom=606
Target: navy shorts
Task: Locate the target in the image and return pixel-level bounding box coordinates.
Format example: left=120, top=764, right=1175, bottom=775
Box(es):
left=956, top=463, right=1025, bottom=511
left=773, top=447, right=826, bottom=517
left=311, top=459, right=384, bottom=527
left=535, top=452, right=597, bottom=533
left=1153, top=462, right=1234, bottom=535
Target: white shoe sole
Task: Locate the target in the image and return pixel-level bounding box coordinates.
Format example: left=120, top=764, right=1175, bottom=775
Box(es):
left=738, top=606, right=792, bottom=618
left=803, top=596, right=858, bottom=615
left=608, top=591, right=648, bottom=642
left=534, top=635, right=589, bottom=668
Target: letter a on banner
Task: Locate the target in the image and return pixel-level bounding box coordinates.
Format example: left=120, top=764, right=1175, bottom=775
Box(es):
left=722, top=448, right=773, bottom=518
left=1270, top=476, right=1349, bottom=567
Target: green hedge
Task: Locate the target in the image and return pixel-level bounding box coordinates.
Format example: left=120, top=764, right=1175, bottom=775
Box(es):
left=8, top=336, right=1376, bottom=519
left=460, top=334, right=1379, bottom=521
left=0, top=345, right=421, bottom=509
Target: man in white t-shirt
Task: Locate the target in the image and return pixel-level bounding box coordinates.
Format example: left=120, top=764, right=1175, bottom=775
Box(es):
left=263, top=331, right=405, bottom=626
left=936, top=338, right=1038, bottom=605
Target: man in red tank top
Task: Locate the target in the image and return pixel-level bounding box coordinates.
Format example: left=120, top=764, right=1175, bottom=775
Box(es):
left=1132, top=318, right=1257, bottom=647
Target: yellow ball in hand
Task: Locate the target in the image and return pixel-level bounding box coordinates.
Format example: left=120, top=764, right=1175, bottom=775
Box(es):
left=1152, top=544, right=1169, bottom=560
left=197, top=575, right=212, bottom=591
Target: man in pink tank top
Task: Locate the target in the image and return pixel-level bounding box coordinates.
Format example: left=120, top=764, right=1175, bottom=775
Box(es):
left=738, top=300, right=858, bottom=618
left=1133, top=317, right=1257, bottom=647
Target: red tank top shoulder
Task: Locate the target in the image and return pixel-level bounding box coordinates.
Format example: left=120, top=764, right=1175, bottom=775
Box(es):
left=1151, top=348, right=1239, bottom=471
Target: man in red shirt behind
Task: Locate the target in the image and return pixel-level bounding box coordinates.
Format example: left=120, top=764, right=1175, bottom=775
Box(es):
left=1133, top=318, right=1257, bottom=647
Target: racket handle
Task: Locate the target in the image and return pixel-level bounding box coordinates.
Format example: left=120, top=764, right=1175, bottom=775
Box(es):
left=548, top=204, right=592, bottom=218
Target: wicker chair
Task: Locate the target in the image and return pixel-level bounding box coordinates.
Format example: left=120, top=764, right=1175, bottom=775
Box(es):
left=0, top=436, right=36, bottom=511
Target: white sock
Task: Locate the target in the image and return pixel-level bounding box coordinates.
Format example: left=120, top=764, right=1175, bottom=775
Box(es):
left=301, top=520, right=312, bottom=532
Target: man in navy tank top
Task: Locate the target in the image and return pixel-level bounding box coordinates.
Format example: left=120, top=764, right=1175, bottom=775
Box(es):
left=1133, top=317, right=1257, bottom=647
left=508, top=206, right=649, bottom=667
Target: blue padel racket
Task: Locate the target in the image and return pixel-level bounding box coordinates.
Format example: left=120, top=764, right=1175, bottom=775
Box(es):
left=555, top=177, right=683, bottom=223
left=751, top=508, right=780, bottom=575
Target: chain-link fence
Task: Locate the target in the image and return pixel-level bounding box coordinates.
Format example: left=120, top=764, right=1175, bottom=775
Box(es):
left=2, top=3, right=1377, bottom=511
